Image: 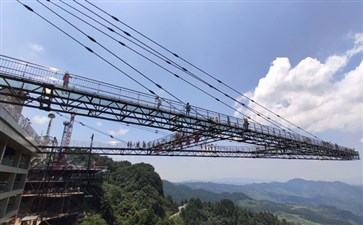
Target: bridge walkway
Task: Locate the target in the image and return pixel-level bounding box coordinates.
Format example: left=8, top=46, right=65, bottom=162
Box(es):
left=0, top=55, right=359, bottom=160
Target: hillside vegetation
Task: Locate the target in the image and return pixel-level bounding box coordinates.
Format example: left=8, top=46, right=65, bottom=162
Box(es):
left=163, top=180, right=251, bottom=203
left=181, top=179, right=363, bottom=216
left=174, top=198, right=289, bottom=225
left=77, top=156, right=291, bottom=225
left=164, top=180, right=363, bottom=225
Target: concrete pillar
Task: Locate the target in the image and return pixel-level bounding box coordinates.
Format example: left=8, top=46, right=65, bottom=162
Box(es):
left=0, top=136, right=9, bottom=163
left=7, top=173, right=16, bottom=192
left=14, top=174, right=26, bottom=191
left=14, top=194, right=22, bottom=214
left=14, top=148, right=22, bottom=168
left=0, top=198, right=9, bottom=218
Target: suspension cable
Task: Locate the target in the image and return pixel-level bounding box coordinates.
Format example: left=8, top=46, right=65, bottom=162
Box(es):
left=44, top=0, right=280, bottom=128
left=19, top=0, right=254, bottom=128
left=82, top=0, right=319, bottom=139
left=20, top=0, right=310, bottom=138
left=36, top=0, right=237, bottom=127
left=72, top=0, right=302, bottom=134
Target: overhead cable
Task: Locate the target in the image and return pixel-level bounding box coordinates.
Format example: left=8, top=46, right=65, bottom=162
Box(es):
left=21, top=0, right=254, bottom=127
left=82, top=0, right=319, bottom=139
left=73, top=0, right=301, bottom=134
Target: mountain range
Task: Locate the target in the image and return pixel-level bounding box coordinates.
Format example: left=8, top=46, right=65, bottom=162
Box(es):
left=163, top=178, right=363, bottom=225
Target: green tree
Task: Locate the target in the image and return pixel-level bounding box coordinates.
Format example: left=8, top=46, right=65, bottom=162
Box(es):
left=181, top=198, right=206, bottom=225
left=80, top=214, right=107, bottom=225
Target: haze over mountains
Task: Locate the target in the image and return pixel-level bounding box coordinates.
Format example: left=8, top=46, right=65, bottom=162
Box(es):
left=163, top=178, right=363, bottom=225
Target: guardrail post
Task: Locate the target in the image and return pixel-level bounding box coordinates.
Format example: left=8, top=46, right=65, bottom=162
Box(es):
left=22, top=64, right=28, bottom=77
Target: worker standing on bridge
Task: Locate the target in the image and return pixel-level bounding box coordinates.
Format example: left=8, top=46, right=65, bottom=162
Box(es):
left=185, top=102, right=191, bottom=115
left=63, top=72, right=71, bottom=89
left=52, top=137, right=58, bottom=146
left=243, top=117, right=249, bottom=130
left=155, top=96, right=162, bottom=109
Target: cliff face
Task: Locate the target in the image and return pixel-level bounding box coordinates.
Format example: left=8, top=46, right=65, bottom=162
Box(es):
left=96, top=161, right=176, bottom=225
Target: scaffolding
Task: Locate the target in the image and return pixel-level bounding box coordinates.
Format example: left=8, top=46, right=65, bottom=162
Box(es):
left=18, top=161, right=107, bottom=224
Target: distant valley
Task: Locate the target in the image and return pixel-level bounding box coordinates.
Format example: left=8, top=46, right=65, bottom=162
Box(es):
left=163, top=178, right=363, bottom=225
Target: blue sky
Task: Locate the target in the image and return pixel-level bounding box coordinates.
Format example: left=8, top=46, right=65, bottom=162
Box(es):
left=1, top=1, right=362, bottom=185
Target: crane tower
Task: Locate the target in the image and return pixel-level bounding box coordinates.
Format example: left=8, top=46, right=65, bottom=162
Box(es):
left=60, top=114, right=76, bottom=147
left=59, top=114, right=76, bottom=164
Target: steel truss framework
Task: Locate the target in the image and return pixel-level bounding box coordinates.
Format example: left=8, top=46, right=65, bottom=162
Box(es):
left=37, top=145, right=358, bottom=160
left=0, top=55, right=359, bottom=160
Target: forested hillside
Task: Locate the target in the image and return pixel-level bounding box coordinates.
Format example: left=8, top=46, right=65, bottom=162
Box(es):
left=77, top=156, right=291, bottom=225
left=181, top=179, right=363, bottom=216
left=81, top=160, right=177, bottom=225
left=173, top=198, right=290, bottom=225
left=163, top=180, right=251, bottom=203
left=165, top=180, right=363, bottom=225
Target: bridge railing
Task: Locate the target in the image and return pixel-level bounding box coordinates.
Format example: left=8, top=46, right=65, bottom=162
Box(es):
left=0, top=56, right=266, bottom=123
left=0, top=55, right=357, bottom=154
left=52, top=140, right=263, bottom=153
left=46, top=140, right=358, bottom=156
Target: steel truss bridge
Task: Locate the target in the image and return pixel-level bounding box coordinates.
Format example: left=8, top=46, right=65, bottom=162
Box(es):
left=0, top=55, right=359, bottom=160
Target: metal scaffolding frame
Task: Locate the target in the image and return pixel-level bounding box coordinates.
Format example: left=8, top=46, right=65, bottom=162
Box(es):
left=0, top=55, right=359, bottom=161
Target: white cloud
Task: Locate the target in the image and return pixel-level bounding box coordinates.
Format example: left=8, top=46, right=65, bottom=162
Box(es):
left=32, top=115, right=49, bottom=125
left=28, top=43, right=44, bottom=54
left=96, top=121, right=102, bottom=127
left=346, top=33, right=363, bottom=57
left=107, top=140, right=121, bottom=146
left=108, top=128, right=129, bottom=137
left=235, top=33, right=363, bottom=133
left=354, top=33, right=363, bottom=46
